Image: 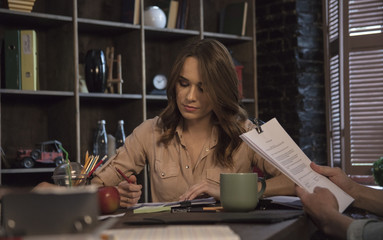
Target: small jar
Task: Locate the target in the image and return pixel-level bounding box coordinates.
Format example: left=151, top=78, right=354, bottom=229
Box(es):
left=52, top=162, right=87, bottom=187
left=144, top=6, right=167, bottom=28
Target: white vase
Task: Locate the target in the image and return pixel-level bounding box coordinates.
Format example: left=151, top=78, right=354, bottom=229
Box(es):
left=144, top=6, right=167, bottom=28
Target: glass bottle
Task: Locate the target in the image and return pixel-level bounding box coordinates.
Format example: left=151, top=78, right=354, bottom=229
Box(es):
left=115, top=120, right=126, bottom=149
left=93, top=120, right=108, bottom=158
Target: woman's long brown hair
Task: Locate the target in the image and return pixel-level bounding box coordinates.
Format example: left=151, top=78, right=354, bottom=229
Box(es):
left=158, top=39, right=248, bottom=168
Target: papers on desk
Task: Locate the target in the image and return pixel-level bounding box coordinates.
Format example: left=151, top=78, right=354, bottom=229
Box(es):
left=101, top=225, right=240, bottom=240
left=240, top=118, right=354, bottom=212
left=265, top=196, right=303, bottom=209
left=129, top=197, right=216, bottom=214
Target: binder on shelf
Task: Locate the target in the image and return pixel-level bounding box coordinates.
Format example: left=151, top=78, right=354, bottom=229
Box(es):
left=20, top=30, right=38, bottom=91
left=4, top=30, right=21, bottom=89
left=220, top=1, right=248, bottom=36
left=240, top=118, right=354, bottom=213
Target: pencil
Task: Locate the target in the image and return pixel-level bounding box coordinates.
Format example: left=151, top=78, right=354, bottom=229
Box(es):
left=203, top=206, right=224, bottom=211
left=81, top=151, right=91, bottom=175
left=87, top=155, right=107, bottom=177
left=115, top=167, right=133, bottom=183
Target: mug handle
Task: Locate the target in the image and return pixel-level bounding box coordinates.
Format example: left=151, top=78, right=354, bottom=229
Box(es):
left=257, top=177, right=266, bottom=198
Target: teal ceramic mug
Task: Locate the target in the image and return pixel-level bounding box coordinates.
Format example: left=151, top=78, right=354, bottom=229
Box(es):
left=220, top=173, right=266, bottom=212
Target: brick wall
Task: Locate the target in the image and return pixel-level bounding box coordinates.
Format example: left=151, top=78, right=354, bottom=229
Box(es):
left=256, top=0, right=327, bottom=165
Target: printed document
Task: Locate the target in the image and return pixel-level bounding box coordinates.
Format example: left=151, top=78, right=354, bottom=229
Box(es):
left=240, top=118, right=354, bottom=212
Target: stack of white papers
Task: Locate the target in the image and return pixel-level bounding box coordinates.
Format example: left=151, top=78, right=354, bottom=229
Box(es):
left=240, top=118, right=354, bottom=212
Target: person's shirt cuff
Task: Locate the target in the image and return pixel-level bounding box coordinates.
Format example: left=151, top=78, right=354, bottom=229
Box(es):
left=347, top=219, right=379, bottom=240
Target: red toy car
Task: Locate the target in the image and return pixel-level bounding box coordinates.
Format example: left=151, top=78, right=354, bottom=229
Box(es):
left=16, top=140, right=64, bottom=168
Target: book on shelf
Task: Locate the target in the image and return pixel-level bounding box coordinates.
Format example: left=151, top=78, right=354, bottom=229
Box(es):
left=133, top=0, right=140, bottom=25
left=121, top=0, right=135, bottom=23
left=240, top=118, right=354, bottom=213
left=219, top=1, right=248, bottom=36
left=4, top=30, right=21, bottom=89
left=157, top=0, right=178, bottom=29
left=167, top=0, right=179, bottom=29
left=156, top=0, right=171, bottom=26
left=7, top=0, right=36, bottom=12
left=20, top=30, right=38, bottom=91
left=121, top=0, right=140, bottom=25
left=176, top=0, right=188, bottom=29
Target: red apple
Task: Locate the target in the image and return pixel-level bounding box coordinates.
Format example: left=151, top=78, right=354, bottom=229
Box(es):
left=98, top=186, right=120, bottom=214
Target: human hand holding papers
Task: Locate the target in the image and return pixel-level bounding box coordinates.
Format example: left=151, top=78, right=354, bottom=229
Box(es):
left=240, top=118, right=354, bottom=212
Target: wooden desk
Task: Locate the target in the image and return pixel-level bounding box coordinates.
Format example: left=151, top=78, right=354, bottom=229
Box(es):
left=228, top=215, right=316, bottom=240
left=109, top=209, right=317, bottom=240
left=17, top=209, right=317, bottom=240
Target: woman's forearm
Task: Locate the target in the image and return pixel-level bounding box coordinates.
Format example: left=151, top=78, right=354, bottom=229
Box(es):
left=351, top=183, right=383, bottom=216
left=263, top=174, right=295, bottom=197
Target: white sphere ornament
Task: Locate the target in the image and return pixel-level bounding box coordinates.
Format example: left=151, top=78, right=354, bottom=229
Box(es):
left=144, top=6, right=167, bottom=28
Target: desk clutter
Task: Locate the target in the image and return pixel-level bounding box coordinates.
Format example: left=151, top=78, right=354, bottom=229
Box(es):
left=1, top=187, right=100, bottom=236
left=0, top=192, right=306, bottom=238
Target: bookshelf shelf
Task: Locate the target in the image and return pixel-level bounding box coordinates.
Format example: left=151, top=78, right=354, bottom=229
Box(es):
left=0, top=8, right=72, bottom=26
left=77, top=18, right=140, bottom=33
left=1, top=168, right=55, bottom=174
left=0, top=0, right=257, bottom=191
left=79, top=93, right=142, bottom=100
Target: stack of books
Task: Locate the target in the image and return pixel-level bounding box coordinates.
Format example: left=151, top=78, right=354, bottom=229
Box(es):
left=7, top=0, right=36, bottom=13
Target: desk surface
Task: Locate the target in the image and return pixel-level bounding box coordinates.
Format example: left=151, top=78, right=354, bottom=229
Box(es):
left=109, top=209, right=317, bottom=240
left=229, top=215, right=315, bottom=240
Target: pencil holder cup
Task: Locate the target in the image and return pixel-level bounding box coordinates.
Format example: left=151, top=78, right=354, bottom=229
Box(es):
left=52, top=162, right=88, bottom=187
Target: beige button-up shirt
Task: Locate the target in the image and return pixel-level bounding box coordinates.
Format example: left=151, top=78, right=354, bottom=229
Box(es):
left=92, top=117, right=281, bottom=202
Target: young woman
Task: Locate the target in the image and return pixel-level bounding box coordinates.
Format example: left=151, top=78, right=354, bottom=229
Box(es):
left=91, top=39, right=295, bottom=207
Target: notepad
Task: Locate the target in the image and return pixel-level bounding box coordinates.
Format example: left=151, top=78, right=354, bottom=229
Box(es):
left=134, top=206, right=172, bottom=214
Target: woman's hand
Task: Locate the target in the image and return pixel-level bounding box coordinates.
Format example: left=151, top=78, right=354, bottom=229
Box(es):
left=116, top=175, right=142, bottom=208
left=179, top=180, right=220, bottom=201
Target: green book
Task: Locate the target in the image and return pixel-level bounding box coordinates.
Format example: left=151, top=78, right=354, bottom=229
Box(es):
left=4, top=30, right=21, bottom=89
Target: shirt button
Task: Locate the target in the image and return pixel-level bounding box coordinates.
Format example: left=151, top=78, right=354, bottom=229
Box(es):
left=185, top=165, right=189, bottom=169
left=205, top=148, right=209, bottom=152
left=161, top=172, right=165, bottom=177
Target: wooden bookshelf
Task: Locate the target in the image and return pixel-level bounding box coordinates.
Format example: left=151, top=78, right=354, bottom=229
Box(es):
left=0, top=0, right=257, bottom=197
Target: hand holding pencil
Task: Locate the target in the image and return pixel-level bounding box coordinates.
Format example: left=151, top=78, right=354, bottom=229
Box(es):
left=115, top=168, right=143, bottom=208
left=115, top=167, right=134, bottom=184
